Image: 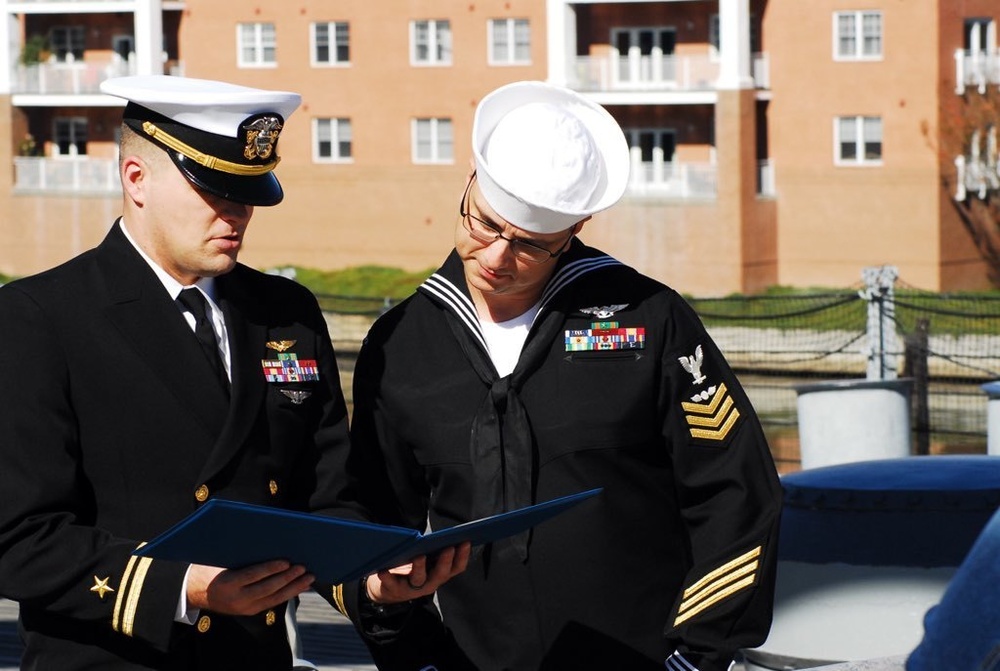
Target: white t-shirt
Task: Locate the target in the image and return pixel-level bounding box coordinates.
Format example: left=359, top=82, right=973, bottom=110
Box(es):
left=480, top=303, right=541, bottom=377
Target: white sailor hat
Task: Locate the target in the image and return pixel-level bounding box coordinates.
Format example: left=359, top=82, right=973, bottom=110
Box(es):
left=472, top=80, right=630, bottom=234
left=100, top=75, right=301, bottom=206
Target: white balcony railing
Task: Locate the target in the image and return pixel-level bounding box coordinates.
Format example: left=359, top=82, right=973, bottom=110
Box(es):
left=954, top=154, right=1000, bottom=201
left=758, top=159, right=775, bottom=197
left=627, top=159, right=717, bottom=199
left=14, top=156, right=120, bottom=194
left=12, top=58, right=136, bottom=95
left=569, top=51, right=769, bottom=93
left=954, top=49, right=1000, bottom=94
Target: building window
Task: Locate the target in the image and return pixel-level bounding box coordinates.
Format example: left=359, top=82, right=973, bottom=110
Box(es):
left=836, top=116, right=882, bottom=165
left=314, top=118, right=352, bottom=162
left=489, top=18, right=530, bottom=65
left=54, top=117, right=87, bottom=156
left=411, top=20, right=452, bottom=65
left=834, top=11, right=882, bottom=60
left=238, top=22, right=277, bottom=67
left=312, top=21, right=349, bottom=65
left=412, top=118, right=453, bottom=163
left=708, top=15, right=761, bottom=56
left=49, top=26, right=85, bottom=62
left=964, top=18, right=996, bottom=55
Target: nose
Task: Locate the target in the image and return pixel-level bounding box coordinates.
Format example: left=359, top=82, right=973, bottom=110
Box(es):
left=218, top=199, right=253, bottom=226
left=480, top=235, right=515, bottom=267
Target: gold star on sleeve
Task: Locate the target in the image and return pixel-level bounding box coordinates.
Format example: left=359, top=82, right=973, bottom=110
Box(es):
left=90, top=575, right=115, bottom=600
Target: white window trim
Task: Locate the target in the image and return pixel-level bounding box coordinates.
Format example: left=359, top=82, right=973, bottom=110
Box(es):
left=312, top=117, right=353, bottom=163
left=833, top=115, right=883, bottom=167
left=237, top=22, right=277, bottom=69
left=487, top=18, right=531, bottom=66
left=410, top=19, right=452, bottom=66
left=833, top=10, right=883, bottom=62
left=411, top=118, right=454, bottom=164
left=310, top=21, right=350, bottom=68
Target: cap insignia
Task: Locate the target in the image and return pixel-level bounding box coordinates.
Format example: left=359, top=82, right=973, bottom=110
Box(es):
left=244, top=115, right=283, bottom=161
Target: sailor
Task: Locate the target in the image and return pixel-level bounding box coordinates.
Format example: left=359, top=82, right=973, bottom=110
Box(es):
left=344, top=80, right=784, bottom=671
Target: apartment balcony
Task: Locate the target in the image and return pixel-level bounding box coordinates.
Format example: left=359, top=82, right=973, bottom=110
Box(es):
left=7, top=1, right=186, bottom=12
left=14, top=156, right=120, bottom=194
left=954, top=50, right=1000, bottom=94
left=953, top=154, right=1000, bottom=201
left=12, top=58, right=135, bottom=95
left=628, top=158, right=717, bottom=199
left=568, top=50, right=770, bottom=94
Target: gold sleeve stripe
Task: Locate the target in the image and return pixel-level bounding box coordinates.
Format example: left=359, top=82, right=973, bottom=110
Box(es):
left=142, top=122, right=280, bottom=176
left=674, top=574, right=755, bottom=627
left=689, top=407, right=740, bottom=440
left=681, top=383, right=728, bottom=414
left=685, top=396, right=735, bottom=428
left=112, top=542, right=146, bottom=634
left=677, top=560, right=759, bottom=614
left=683, top=546, right=761, bottom=598
left=332, top=584, right=347, bottom=616
left=121, top=557, right=153, bottom=637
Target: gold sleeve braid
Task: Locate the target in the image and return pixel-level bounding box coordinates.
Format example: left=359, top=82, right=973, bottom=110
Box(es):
left=112, top=542, right=153, bottom=636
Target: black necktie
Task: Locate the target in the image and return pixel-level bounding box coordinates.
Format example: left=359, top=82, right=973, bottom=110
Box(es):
left=177, top=288, right=230, bottom=395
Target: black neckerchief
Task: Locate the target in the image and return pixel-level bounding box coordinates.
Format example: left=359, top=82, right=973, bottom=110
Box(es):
left=417, top=240, right=621, bottom=561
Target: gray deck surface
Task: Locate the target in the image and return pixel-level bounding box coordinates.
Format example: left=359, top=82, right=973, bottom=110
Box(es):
left=0, top=593, right=376, bottom=671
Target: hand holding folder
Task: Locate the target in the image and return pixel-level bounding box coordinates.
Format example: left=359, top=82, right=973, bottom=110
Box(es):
left=134, top=488, right=601, bottom=585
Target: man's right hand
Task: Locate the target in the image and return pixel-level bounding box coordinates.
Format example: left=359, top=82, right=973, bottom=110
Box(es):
left=187, top=560, right=315, bottom=615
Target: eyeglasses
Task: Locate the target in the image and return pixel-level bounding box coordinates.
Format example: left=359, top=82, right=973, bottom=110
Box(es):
left=459, top=173, right=574, bottom=264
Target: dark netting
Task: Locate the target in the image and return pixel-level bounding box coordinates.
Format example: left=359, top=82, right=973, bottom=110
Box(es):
left=321, top=283, right=1000, bottom=470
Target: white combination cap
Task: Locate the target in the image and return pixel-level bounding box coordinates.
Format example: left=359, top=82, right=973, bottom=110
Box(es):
left=472, top=81, right=630, bottom=234
left=101, top=75, right=301, bottom=206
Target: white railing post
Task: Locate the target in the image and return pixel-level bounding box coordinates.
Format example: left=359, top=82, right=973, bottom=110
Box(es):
left=860, top=265, right=899, bottom=381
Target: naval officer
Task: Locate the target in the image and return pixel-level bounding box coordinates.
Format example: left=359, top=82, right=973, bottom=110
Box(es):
left=0, top=75, right=466, bottom=671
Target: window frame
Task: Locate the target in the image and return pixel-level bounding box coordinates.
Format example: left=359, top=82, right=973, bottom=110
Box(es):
left=411, top=117, right=454, bottom=164
left=410, top=19, right=452, bottom=66
left=48, top=25, right=85, bottom=63
left=488, top=18, right=531, bottom=66
left=833, top=10, right=883, bottom=62
left=310, top=21, right=350, bottom=67
left=313, top=117, right=353, bottom=163
left=237, top=22, right=277, bottom=68
left=53, top=116, right=88, bottom=157
left=834, top=115, right=883, bottom=166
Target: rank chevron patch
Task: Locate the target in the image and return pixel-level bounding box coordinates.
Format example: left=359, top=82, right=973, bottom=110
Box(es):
left=680, top=383, right=741, bottom=441
left=673, top=546, right=762, bottom=627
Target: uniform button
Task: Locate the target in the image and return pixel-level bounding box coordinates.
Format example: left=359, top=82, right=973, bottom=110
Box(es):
left=194, top=485, right=209, bottom=502
left=269, top=479, right=279, bottom=496
left=265, top=609, right=277, bottom=626
left=196, top=615, right=211, bottom=633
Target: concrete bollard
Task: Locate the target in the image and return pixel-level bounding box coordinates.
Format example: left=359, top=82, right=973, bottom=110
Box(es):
left=795, top=379, right=913, bottom=470
left=981, top=381, right=1000, bottom=456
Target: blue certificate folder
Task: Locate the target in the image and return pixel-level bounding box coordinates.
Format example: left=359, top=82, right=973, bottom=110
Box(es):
left=134, top=488, right=601, bottom=585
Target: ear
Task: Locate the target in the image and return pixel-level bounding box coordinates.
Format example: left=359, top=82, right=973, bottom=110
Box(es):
left=120, top=155, right=149, bottom=206
left=572, top=217, right=591, bottom=235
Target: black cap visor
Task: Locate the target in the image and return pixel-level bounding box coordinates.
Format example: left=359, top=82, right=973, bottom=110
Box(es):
left=171, top=152, right=284, bottom=206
